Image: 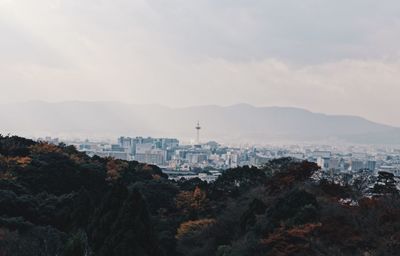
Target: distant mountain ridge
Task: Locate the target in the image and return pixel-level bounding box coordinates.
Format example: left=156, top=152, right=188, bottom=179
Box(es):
left=1, top=101, right=399, bottom=144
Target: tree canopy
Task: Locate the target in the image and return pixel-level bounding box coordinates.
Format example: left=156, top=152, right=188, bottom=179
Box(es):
left=0, top=135, right=399, bottom=256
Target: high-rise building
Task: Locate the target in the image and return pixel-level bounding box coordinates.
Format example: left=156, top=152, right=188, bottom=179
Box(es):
left=118, top=136, right=179, bottom=156
left=366, top=160, right=376, bottom=171
left=135, top=145, right=167, bottom=166
left=351, top=160, right=365, bottom=171
left=118, top=137, right=133, bottom=149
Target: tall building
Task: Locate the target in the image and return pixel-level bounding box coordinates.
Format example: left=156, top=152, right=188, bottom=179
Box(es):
left=186, top=153, right=208, bottom=164
left=351, top=160, right=364, bottom=171
left=118, top=137, right=133, bottom=149
left=135, top=145, right=167, bottom=166
left=135, top=143, right=154, bottom=154
left=317, top=157, right=330, bottom=170
left=118, top=136, right=179, bottom=156
left=366, top=160, right=376, bottom=171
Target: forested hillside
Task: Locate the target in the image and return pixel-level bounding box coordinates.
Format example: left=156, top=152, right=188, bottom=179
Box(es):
left=0, top=135, right=399, bottom=255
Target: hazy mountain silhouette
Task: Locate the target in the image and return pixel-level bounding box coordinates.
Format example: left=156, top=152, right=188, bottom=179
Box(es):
left=1, top=101, right=399, bottom=144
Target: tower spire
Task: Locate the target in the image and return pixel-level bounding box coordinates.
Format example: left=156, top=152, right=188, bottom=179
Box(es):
left=195, top=121, right=201, bottom=144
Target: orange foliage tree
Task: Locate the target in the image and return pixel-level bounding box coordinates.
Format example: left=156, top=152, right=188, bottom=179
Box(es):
left=106, top=158, right=128, bottom=181
left=176, top=186, right=208, bottom=217
left=176, top=219, right=216, bottom=240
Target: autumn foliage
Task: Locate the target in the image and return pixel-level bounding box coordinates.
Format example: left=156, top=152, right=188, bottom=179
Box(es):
left=176, top=219, right=216, bottom=240
left=0, top=135, right=399, bottom=256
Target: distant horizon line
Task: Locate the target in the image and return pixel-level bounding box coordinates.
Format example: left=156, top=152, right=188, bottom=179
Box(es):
left=1, top=100, right=395, bottom=128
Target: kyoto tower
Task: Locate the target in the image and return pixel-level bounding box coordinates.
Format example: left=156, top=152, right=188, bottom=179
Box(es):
left=195, top=121, right=201, bottom=144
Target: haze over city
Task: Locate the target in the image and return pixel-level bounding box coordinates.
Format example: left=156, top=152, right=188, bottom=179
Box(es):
left=2, top=1, right=400, bottom=256
left=1, top=0, right=400, bottom=126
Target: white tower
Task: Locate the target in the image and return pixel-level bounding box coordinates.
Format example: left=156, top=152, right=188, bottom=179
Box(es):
left=195, top=121, right=201, bottom=144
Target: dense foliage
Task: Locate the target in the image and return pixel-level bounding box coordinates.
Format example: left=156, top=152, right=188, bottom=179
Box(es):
left=0, top=136, right=399, bottom=255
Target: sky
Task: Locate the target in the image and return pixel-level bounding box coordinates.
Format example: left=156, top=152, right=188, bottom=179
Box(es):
left=1, top=0, right=400, bottom=126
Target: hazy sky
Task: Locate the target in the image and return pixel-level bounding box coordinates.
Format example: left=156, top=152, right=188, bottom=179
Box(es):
left=1, top=0, right=400, bottom=126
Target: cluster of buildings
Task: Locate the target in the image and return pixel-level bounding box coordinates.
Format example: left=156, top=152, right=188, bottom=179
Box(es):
left=42, top=124, right=400, bottom=182
left=61, top=137, right=400, bottom=181
left=254, top=145, right=400, bottom=176
left=67, top=136, right=242, bottom=182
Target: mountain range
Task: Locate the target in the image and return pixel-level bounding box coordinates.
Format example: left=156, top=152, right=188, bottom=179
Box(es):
left=1, top=101, right=399, bottom=144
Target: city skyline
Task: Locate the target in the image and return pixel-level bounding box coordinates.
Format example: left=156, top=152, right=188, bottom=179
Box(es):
left=1, top=101, right=400, bottom=145
left=1, top=2, right=400, bottom=254
left=46, top=133, right=400, bottom=183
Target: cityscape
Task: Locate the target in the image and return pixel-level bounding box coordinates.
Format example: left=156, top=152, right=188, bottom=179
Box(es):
left=40, top=122, right=400, bottom=185
left=2, top=1, right=400, bottom=255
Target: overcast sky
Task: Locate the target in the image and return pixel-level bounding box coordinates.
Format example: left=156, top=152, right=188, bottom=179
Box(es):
left=1, top=0, right=400, bottom=126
